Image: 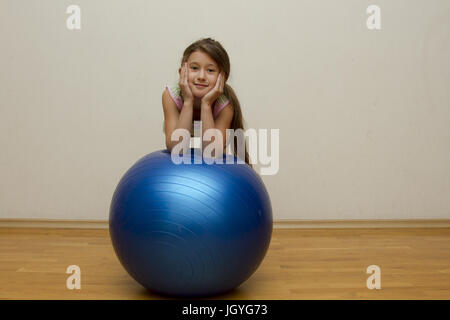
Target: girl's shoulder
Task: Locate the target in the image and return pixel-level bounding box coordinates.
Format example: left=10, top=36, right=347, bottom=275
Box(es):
left=166, top=83, right=182, bottom=100
left=166, top=83, right=184, bottom=110
left=216, top=92, right=229, bottom=107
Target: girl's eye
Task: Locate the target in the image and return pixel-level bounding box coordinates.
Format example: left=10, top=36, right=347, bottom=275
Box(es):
left=190, top=66, right=215, bottom=72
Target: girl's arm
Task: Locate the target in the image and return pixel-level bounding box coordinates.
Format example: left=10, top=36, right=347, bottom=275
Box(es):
left=162, top=88, right=193, bottom=151
left=201, top=102, right=234, bottom=155
left=200, top=72, right=233, bottom=154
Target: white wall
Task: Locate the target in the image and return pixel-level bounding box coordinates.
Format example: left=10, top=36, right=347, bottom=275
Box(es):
left=1, top=0, right=449, bottom=220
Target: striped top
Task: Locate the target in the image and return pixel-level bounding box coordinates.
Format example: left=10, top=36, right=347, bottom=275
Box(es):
left=166, top=83, right=230, bottom=120
left=165, top=83, right=230, bottom=138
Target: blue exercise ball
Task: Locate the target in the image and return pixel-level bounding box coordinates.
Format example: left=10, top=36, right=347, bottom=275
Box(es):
left=109, top=149, right=272, bottom=297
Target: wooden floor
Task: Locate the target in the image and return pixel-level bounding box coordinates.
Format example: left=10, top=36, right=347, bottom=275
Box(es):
left=1, top=227, right=450, bottom=299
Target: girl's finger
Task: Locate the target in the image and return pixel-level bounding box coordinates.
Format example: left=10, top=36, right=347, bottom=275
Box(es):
left=180, top=64, right=184, bottom=83
left=220, top=73, right=225, bottom=91
left=216, top=73, right=222, bottom=89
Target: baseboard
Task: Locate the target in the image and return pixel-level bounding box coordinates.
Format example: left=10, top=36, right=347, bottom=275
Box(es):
left=273, top=219, right=450, bottom=229
left=1, top=218, right=450, bottom=229
left=0, top=219, right=109, bottom=229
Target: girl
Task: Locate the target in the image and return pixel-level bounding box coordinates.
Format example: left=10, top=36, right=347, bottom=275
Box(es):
left=162, top=37, right=251, bottom=167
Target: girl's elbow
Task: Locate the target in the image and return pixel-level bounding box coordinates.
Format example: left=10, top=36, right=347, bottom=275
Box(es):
left=166, top=137, right=187, bottom=152
left=165, top=138, right=174, bottom=151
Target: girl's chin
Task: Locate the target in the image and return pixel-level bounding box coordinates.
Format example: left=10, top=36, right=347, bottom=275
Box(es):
left=193, top=89, right=208, bottom=98
left=191, top=85, right=209, bottom=94
left=193, top=93, right=205, bottom=99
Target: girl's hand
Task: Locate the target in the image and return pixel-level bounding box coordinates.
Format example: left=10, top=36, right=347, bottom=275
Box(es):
left=201, top=72, right=225, bottom=106
left=179, top=62, right=194, bottom=104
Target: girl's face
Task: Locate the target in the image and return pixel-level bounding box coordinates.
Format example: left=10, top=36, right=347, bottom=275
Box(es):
left=182, top=50, right=221, bottom=99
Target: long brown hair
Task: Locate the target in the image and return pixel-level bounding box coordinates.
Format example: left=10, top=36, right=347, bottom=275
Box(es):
left=180, top=38, right=252, bottom=167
